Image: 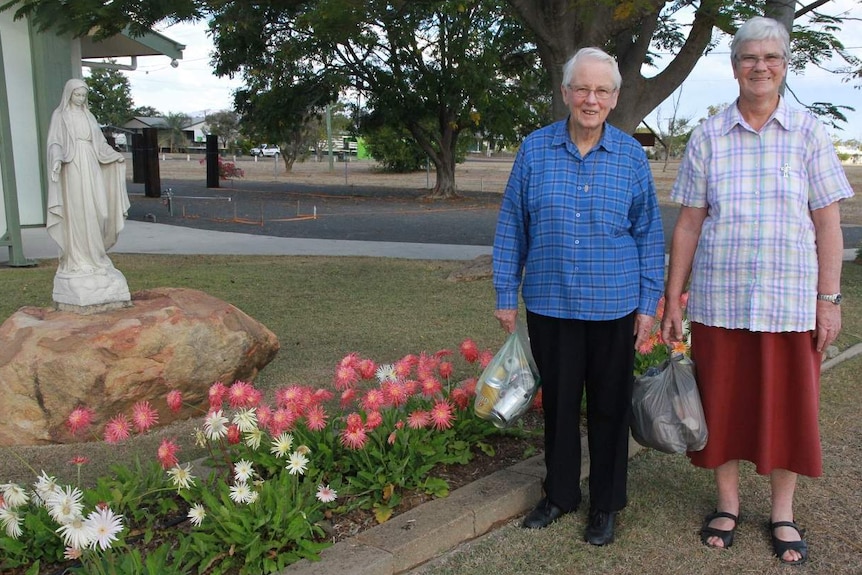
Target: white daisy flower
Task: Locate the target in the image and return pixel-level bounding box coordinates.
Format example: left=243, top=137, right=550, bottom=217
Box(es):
left=681, top=318, right=691, bottom=336
left=33, top=471, right=60, bottom=506
left=296, top=444, right=311, bottom=456
left=64, top=546, right=83, bottom=560
left=167, top=463, right=196, bottom=490
left=203, top=410, right=229, bottom=440
left=233, top=459, right=255, bottom=483
left=270, top=432, right=294, bottom=458
left=187, top=503, right=206, bottom=527
left=229, top=482, right=253, bottom=504
left=286, top=451, right=309, bottom=476
left=232, top=408, right=258, bottom=433
left=56, top=514, right=95, bottom=550
left=46, top=485, right=85, bottom=524
left=0, top=504, right=23, bottom=539
left=1, top=483, right=29, bottom=508
left=376, top=363, right=397, bottom=383
left=85, top=506, right=124, bottom=551
left=247, top=491, right=259, bottom=504
left=244, top=428, right=263, bottom=450
left=193, top=427, right=208, bottom=449
left=316, top=484, right=338, bottom=503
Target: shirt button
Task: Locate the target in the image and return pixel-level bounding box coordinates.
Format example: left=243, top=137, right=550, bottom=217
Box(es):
left=577, top=185, right=583, bottom=190
left=575, top=212, right=581, bottom=217
left=574, top=240, right=580, bottom=245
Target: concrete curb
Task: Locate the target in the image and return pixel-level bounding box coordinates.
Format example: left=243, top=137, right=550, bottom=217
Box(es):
left=284, top=435, right=644, bottom=575
left=284, top=342, right=862, bottom=575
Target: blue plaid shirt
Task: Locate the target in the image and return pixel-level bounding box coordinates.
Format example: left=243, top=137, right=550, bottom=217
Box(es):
left=493, top=119, right=665, bottom=320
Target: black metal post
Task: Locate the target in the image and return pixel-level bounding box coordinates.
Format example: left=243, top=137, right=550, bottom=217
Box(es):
left=206, top=134, right=219, bottom=188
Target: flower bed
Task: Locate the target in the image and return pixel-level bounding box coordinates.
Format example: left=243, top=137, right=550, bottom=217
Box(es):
left=0, top=339, right=544, bottom=574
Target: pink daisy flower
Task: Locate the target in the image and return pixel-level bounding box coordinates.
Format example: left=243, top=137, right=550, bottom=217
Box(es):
left=450, top=388, right=470, bottom=411
left=131, top=401, right=159, bottom=433
left=334, top=365, right=359, bottom=390
left=166, top=390, right=183, bottom=413
left=208, top=381, right=227, bottom=410
left=304, top=405, right=328, bottom=432
left=394, top=357, right=415, bottom=379
left=430, top=400, right=455, bottom=430
left=360, top=389, right=386, bottom=412
left=246, top=387, right=263, bottom=407
left=339, top=353, right=360, bottom=369
left=104, top=414, right=131, bottom=443
left=275, top=385, right=304, bottom=408
left=312, top=388, right=334, bottom=404
left=478, top=350, right=494, bottom=368
left=345, top=412, right=364, bottom=431
left=340, top=426, right=368, bottom=450
left=403, top=379, right=420, bottom=396
left=407, top=410, right=430, bottom=429
left=357, top=358, right=377, bottom=380
left=69, top=455, right=89, bottom=466
left=387, top=430, right=398, bottom=445
left=383, top=381, right=410, bottom=407
left=226, top=424, right=241, bottom=445
left=157, top=438, right=180, bottom=470
left=438, top=361, right=453, bottom=380
left=256, top=405, right=273, bottom=429
left=459, top=339, right=480, bottom=363
left=66, top=407, right=94, bottom=435
left=364, top=410, right=383, bottom=430
left=227, top=381, right=255, bottom=409
left=269, top=408, right=296, bottom=435
left=420, top=377, right=443, bottom=397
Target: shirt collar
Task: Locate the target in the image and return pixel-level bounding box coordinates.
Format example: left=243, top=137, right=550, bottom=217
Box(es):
left=553, top=118, right=619, bottom=154
left=722, top=95, right=795, bottom=134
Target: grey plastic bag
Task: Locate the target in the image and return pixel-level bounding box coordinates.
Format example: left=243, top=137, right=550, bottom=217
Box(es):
left=631, top=355, right=707, bottom=454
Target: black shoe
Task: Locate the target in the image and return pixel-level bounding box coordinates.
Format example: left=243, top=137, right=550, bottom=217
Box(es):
left=584, top=509, right=617, bottom=546
left=522, top=497, right=567, bottom=529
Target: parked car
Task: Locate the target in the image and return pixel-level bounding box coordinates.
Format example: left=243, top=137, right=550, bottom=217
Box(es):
left=250, top=144, right=280, bottom=157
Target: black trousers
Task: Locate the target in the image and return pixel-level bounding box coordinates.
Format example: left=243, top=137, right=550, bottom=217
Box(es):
left=526, top=309, right=636, bottom=513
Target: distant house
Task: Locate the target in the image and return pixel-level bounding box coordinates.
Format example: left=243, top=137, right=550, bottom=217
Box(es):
left=0, top=12, right=183, bottom=265
left=121, top=116, right=209, bottom=152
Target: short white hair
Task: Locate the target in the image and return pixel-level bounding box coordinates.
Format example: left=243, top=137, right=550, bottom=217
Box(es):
left=561, top=47, right=622, bottom=90
left=731, top=17, right=791, bottom=63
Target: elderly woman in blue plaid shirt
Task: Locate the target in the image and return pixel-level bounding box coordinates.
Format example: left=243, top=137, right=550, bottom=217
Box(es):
left=661, top=17, right=854, bottom=566
left=492, top=47, right=665, bottom=546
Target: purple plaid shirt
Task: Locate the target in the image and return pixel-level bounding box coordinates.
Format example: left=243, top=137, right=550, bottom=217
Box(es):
left=672, top=98, right=854, bottom=332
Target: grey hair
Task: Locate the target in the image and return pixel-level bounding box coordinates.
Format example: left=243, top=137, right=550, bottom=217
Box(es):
left=561, top=47, right=622, bottom=91
left=731, top=16, right=791, bottom=62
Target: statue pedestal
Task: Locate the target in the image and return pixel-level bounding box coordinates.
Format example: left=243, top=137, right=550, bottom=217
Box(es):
left=53, top=267, right=132, bottom=313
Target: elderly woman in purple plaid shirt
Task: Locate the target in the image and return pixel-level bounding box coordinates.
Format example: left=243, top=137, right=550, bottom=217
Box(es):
left=661, top=17, right=854, bottom=566
left=493, top=47, right=665, bottom=546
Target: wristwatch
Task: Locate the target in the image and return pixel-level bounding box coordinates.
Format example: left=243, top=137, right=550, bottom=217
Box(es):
left=817, top=293, right=843, bottom=305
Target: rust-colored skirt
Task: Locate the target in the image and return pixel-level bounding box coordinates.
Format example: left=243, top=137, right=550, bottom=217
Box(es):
left=688, top=323, right=822, bottom=477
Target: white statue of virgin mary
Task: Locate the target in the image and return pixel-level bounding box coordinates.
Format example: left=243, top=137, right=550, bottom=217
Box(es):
left=46, top=78, right=131, bottom=310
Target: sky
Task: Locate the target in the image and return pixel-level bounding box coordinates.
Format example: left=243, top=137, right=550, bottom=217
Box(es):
left=120, top=2, right=862, bottom=142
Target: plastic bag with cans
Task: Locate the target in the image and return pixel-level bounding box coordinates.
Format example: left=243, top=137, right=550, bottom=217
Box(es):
left=473, top=321, right=540, bottom=428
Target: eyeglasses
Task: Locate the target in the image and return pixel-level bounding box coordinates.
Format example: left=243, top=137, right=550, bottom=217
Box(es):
left=566, top=85, right=616, bottom=100
left=736, top=54, right=786, bottom=69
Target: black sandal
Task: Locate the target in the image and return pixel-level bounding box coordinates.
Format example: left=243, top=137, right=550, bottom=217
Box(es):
left=769, top=520, right=808, bottom=566
left=700, top=510, right=740, bottom=549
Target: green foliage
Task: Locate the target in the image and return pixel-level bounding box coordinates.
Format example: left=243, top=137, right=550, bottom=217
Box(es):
left=362, top=124, right=428, bottom=172
left=85, top=64, right=134, bottom=126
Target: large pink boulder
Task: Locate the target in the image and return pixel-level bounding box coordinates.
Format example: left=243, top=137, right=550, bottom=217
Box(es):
left=0, top=287, right=279, bottom=446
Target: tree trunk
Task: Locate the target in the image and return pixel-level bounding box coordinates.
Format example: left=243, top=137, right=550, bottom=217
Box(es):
left=508, top=0, right=722, bottom=133
left=407, top=112, right=461, bottom=200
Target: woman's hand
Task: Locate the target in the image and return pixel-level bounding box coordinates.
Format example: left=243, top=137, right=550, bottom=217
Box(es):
left=814, top=300, right=842, bottom=353
left=51, top=161, right=61, bottom=183
left=494, top=309, right=517, bottom=334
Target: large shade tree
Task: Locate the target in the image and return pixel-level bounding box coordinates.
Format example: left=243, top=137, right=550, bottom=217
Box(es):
left=207, top=0, right=542, bottom=198
left=504, top=0, right=859, bottom=131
